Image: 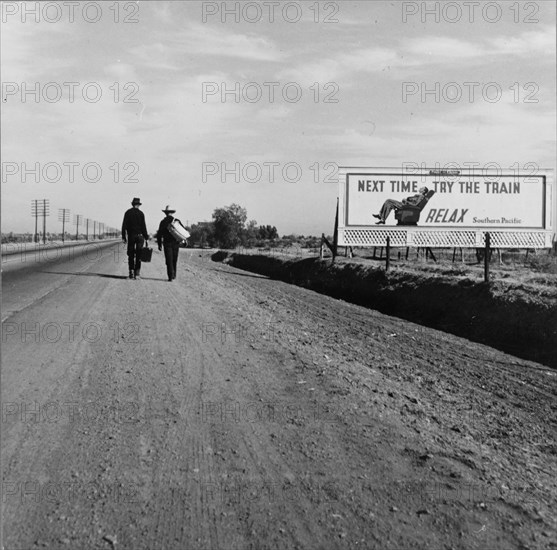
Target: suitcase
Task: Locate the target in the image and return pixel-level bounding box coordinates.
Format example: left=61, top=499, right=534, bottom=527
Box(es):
left=168, top=219, right=190, bottom=243
left=140, top=243, right=153, bottom=262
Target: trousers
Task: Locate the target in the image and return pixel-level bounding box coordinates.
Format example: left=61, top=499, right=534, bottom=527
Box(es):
left=379, top=199, right=403, bottom=222
left=127, top=234, right=145, bottom=272
left=163, top=242, right=180, bottom=280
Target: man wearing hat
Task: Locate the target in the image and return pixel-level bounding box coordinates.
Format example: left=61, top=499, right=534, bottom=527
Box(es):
left=157, top=205, right=183, bottom=282
left=122, top=197, right=149, bottom=280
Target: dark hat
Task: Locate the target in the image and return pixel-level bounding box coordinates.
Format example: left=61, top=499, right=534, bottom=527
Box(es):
left=131, top=197, right=142, bottom=206
left=162, top=205, right=176, bottom=214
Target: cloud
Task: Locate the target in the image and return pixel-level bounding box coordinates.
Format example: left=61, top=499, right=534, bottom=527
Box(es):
left=103, top=62, right=138, bottom=81
left=277, top=47, right=402, bottom=83
left=256, top=104, right=291, bottom=120
left=0, top=19, right=76, bottom=82
left=405, top=36, right=484, bottom=60
left=187, top=24, right=285, bottom=61
left=488, top=25, right=556, bottom=57
left=277, top=25, right=556, bottom=85
left=137, top=22, right=286, bottom=64
left=126, top=42, right=185, bottom=73
left=323, top=90, right=555, bottom=168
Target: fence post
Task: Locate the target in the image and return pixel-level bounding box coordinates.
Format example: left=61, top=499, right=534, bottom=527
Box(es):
left=332, top=198, right=339, bottom=263
left=386, top=236, right=391, bottom=271
left=484, top=232, right=490, bottom=283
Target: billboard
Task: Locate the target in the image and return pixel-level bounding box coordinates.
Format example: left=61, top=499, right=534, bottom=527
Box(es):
left=338, top=167, right=554, bottom=249
left=344, top=170, right=546, bottom=229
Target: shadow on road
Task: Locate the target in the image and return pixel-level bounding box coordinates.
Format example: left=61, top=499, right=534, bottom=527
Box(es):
left=42, top=271, right=129, bottom=280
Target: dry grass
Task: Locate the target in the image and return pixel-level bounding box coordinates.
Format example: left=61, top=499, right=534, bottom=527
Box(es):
left=235, top=246, right=557, bottom=301
left=332, top=248, right=557, bottom=294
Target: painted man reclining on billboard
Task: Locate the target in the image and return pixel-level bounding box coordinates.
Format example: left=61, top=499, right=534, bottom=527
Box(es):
left=373, top=187, right=434, bottom=225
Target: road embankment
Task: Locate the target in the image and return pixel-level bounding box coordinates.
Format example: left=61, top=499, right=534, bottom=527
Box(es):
left=213, top=251, right=557, bottom=368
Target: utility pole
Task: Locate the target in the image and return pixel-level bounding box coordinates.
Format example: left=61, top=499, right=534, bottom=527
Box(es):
left=74, top=214, right=83, bottom=241
left=58, top=208, right=70, bottom=242
left=31, top=199, right=49, bottom=243
left=31, top=200, right=39, bottom=243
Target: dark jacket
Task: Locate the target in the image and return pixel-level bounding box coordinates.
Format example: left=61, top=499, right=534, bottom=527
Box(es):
left=122, top=207, right=148, bottom=240
left=403, top=193, right=427, bottom=207
left=157, top=216, right=185, bottom=247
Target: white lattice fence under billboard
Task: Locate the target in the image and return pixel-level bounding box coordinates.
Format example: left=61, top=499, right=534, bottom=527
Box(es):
left=486, top=232, right=548, bottom=248
left=339, top=229, right=552, bottom=248
left=410, top=231, right=476, bottom=248
left=342, top=229, right=407, bottom=247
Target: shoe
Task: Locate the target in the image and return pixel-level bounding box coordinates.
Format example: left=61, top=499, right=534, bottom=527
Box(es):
left=128, top=271, right=134, bottom=279
left=372, top=214, right=381, bottom=219
left=168, top=278, right=173, bottom=282
left=134, top=270, right=140, bottom=280
left=375, top=220, right=385, bottom=225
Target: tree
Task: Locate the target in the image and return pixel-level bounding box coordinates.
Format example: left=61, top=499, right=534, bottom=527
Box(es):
left=212, top=204, right=247, bottom=248
left=256, top=225, right=278, bottom=240
left=245, top=219, right=259, bottom=247
left=188, top=221, right=215, bottom=248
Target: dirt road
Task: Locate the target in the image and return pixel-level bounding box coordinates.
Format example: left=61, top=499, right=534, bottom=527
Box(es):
left=2, top=244, right=556, bottom=549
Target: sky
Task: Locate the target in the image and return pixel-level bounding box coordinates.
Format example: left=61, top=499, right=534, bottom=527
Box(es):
left=1, top=0, right=556, bottom=236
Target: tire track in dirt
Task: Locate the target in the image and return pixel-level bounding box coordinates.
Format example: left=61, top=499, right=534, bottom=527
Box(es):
left=144, top=261, right=332, bottom=549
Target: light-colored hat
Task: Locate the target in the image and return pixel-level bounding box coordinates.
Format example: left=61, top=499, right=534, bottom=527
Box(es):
left=162, top=205, right=176, bottom=214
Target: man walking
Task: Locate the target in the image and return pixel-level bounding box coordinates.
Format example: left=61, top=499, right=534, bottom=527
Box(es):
left=122, top=197, right=149, bottom=280
left=157, top=205, right=184, bottom=282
